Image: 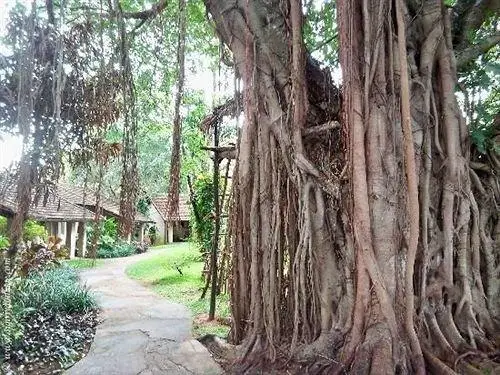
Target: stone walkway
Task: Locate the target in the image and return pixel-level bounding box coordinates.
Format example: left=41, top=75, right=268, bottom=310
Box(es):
left=66, top=250, right=223, bottom=375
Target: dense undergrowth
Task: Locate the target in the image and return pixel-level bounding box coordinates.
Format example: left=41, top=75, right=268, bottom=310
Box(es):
left=126, top=243, right=230, bottom=337
left=89, top=218, right=149, bottom=258
left=1, top=264, right=98, bottom=374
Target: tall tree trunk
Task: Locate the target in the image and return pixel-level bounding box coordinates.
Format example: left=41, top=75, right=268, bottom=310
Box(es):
left=117, top=0, right=139, bottom=239
left=205, top=0, right=499, bottom=373
left=165, top=0, right=187, bottom=220
left=10, top=1, right=37, bottom=250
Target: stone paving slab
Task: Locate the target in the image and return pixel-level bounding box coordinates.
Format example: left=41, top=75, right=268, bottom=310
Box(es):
left=66, top=250, right=223, bottom=375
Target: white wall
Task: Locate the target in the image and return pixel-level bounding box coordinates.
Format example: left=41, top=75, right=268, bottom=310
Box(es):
left=149, top=204, right=166, bottom=245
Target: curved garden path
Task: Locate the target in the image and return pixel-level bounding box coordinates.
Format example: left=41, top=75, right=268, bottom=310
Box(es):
left=66, top=249, right=223, bottom=375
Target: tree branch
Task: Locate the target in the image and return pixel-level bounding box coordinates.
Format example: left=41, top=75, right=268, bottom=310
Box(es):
left=302, top=121, right=340, bottom=137
left=455, top=32, right=500, bottom=69
left=122, top=0, right=168, bottom=20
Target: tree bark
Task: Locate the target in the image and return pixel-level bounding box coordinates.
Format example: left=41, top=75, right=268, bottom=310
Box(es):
left=165, top=0, right=187, bottom=221
left=204, top=0, right=500, bottom=373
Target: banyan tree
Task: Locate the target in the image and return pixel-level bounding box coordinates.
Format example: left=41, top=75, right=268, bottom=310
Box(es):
left=204, top=0, right=500, bottom=373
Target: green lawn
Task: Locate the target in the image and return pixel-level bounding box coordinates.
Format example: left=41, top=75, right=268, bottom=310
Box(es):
left=64, top=258, right=104, bottom=269
left=126, top=242, right=230, bottom=337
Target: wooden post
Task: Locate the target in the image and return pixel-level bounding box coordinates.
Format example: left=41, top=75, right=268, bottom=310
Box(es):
left=209, top=121, right=221, bottom=321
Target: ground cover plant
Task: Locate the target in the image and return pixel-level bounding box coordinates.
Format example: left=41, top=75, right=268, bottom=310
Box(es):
left=126, top=243, right=230, bottom=337
left=64, top=258, right=104, bottom=269
left=0, top=264, right=98, bottom=374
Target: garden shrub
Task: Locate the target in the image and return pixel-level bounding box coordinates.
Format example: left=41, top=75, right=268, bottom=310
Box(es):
left=96, top=239, right=135, bottom=258
left=86, top=218, right=143, bottom=258
left=22, top=220, right=48, bottom=242
left=19, top=239, right=69, bottom=276
left=0, top=216, right=8, bottom=236
left=0, top=266, right=98, bottom=371
left=0, top=235, right=9, bottom=249
left=0, top=292, right=26, bottom=350
left=15, top=266, right=96, bottom=314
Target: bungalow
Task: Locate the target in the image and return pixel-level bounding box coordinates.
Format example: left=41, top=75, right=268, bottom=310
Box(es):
left=151, top=194, right=190, bottom=244
left=0, top=179, right=153, bottom=258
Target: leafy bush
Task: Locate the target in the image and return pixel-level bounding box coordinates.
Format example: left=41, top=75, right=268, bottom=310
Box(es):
left=15, top=266, right=96, bottom=314
left=0, top=216, right=8, bottom=236
left=0, top=291, right=26, bottom=350
left=22, top=220, right=48, bottom=242
left=1, top=266, right=97, bottom=369
left=0, top=235, right=9, bottom=249
left=96, top=239, right=135, bottom=258
left=9, top=310, right=98, bottom=370
left=102, top=217, right=118, bottom=238
left=19, top=239, right=69, bottom=276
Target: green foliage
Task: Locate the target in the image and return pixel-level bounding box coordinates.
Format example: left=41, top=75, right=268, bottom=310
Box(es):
left=181, top=91, right=211, bottom=187
left=137, top=196, right=151, bottom=215
left=96, top=239, right=135, bottom=258
left=0, top=292, right=25, bottom=349
left=1, top=268, right=97, bottom=372
left=304, top=0, right=338, bottom=67
left=85, top=217, right=139, bottom=258
left=0, top=235, right=10, bottom=249
left=102, top=217, right=118, bottom=238
left=457, top=19, right=499, bottom=155
left=0, top=266, right=96, bottom=351
left=0, top=216, right=8, bottom=235
left=22, top=220, right=48, bottom=242
left=190, top=174, right=214, bottom=255
left=14, top=266, right=97, bottom=314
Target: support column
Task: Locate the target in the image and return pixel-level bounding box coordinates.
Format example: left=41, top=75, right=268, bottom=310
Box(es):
left=167, top=221, right=174, bottom=243
left=45, top=222, right=52, bottom=236
left=139, top=223, right=146, bottom=243
left=76, top=221, right=87, bottom=257
left=51, top=222, right=58, bottom=238
left=65, top=222, right=78, bottom=259
left=58, top=222, right=67, bottom=243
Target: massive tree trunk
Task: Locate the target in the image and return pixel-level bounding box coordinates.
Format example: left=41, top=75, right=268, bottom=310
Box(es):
left=205, top=0, right=499, bottom=373
left=165, top=0, right=187, bottom=220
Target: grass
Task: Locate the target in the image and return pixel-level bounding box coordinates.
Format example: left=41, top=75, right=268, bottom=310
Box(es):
left=126, top=242, right=230, bottom=338
left=64, top=258, right=104, bottom=269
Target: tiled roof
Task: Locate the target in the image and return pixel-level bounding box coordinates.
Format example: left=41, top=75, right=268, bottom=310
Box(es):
left=57, top=183, right=152, bottom=223
left=152, top=194, right=190, bottom=222
left=0, top=177, right=152, bottom=223
left=0, top=184, right=96, bottom=222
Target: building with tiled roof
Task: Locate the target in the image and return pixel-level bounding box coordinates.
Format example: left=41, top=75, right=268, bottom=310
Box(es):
left=151, top=194, right=191, bottom=244
left=57, top=183, right=152, bottom=223
left=0, top=175, right=154, bottom=257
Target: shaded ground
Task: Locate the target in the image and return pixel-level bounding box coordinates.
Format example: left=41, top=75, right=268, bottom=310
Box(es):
left=66, top=248, right=223, bottom=375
